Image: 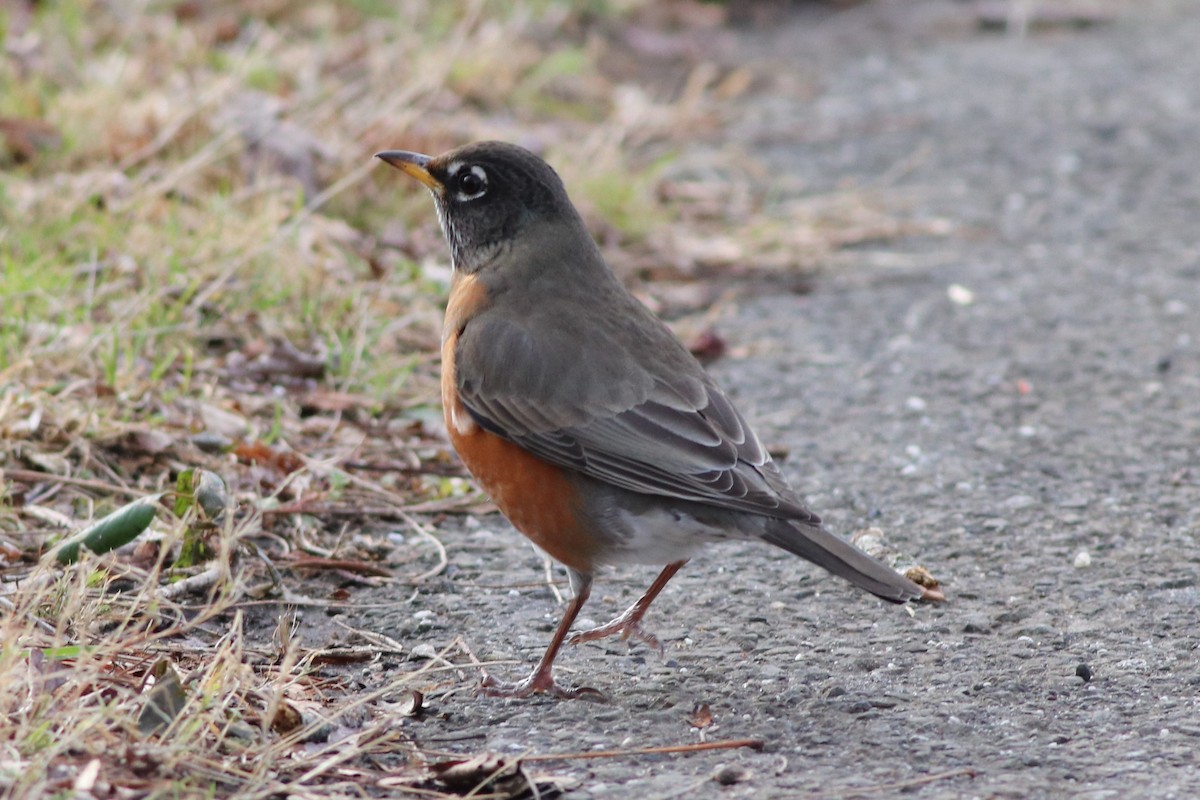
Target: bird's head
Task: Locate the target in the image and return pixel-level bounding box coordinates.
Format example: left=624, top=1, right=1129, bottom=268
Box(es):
left=376, top=141, right=581, bottom=275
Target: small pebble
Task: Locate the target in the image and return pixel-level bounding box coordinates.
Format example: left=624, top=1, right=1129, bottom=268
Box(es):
left=1073, top=551, right=1092, bottom=568
left=1164, top=300, right=1188, bottom=316
left=191, top=431, right=232, bottom=453
left=713, top=765, right=749, bottom=786
left=948, top=284, right=975, bottom=305
left=410, top=644, right=437, bottom=660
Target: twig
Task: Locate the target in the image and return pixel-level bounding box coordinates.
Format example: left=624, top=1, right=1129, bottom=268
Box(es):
left=402, top=512, right=448, bottom=584
left=331, top=619, right=407, bottom=654
left=399, top=495, right=494, bottom=514
left=284, top=556, right=392, bottom=578
left=341, top=460, right=467, bottom=477
left=522, top=738, right=764, bottom=763
left=270, top=498, right=492, bottom=518
left=158, top=565, right=223, bottom=601
left=0, top=596, right=57, bottom=634
left=4, top=468, right=144, bottom=498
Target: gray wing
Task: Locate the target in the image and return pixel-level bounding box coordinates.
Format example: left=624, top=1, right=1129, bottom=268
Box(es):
left=455, top=307, right=818, bottom=522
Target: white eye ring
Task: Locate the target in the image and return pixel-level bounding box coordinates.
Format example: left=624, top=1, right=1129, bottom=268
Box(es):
left=453, top=165, right=488, bottom=201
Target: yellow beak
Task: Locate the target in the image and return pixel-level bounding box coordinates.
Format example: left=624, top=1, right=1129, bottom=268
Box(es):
left=375, top=150, right=443, bottom=193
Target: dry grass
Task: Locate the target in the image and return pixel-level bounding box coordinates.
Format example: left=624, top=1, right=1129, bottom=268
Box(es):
left=0, top=1, right=942, bottom=795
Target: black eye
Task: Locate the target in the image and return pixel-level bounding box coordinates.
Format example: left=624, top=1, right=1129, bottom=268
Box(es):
left=458, top=169, right=486, bottom=197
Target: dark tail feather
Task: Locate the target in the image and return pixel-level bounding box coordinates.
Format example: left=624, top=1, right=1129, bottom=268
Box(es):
left=763, top=520, right=926, bottom=603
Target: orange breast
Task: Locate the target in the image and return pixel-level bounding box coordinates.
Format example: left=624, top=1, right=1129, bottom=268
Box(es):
left=441, top=274, right=600, bottom=573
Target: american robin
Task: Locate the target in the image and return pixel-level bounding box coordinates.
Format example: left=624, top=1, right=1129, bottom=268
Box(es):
left=376, top=141, right=939, bottom=699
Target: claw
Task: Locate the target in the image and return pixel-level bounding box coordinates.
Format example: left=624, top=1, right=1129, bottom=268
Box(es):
left=569, top=616, right=665, bottom=656
left=479, top=668, right=605, bottom=701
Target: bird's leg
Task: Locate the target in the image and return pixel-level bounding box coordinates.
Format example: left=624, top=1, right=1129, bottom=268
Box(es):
left=568, top=560, right=687, bottom=655
left=480, top=570, right=603, bottom=700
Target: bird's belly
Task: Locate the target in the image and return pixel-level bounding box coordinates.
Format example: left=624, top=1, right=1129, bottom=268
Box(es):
left=441, top=331, right=600, bottom=571
left=447, top=418, right=601, bottom=573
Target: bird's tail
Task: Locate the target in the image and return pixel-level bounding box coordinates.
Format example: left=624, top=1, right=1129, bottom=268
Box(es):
left=763, top=519, right=932, bottom=603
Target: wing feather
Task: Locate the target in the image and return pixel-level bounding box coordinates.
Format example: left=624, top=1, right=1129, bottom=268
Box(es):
left=454, top=299, right=817, bottom=523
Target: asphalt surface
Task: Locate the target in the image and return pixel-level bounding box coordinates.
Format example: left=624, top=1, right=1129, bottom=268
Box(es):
left=350, top=2, right=1200, bottom=796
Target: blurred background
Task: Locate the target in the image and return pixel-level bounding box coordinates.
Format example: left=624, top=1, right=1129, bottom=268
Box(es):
left=1, top=0, right=946, bottom=512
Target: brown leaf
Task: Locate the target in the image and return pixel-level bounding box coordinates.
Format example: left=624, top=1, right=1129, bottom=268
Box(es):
left=850, top=527, right=944, bottom=601
left=398, top=690, right=425, bottom=718
left=270, top=700, right=304, bottom=734
left=687, top=328, right=726, bottom=365
left=233, top=441, right=305, bottom=474
left=429, top=753, right=537, bottom=797
left=688, top=702, right=715, bottom=729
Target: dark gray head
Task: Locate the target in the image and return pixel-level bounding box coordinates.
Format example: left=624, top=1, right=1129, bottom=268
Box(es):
left=376, top=141, right=582, bottom=274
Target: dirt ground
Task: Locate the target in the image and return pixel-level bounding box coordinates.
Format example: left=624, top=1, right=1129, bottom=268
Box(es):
left=328, top=2, right=1199, bottom=797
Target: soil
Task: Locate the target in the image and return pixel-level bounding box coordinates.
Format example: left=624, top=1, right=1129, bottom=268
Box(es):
left=319, top=2, right=1200, bottom=796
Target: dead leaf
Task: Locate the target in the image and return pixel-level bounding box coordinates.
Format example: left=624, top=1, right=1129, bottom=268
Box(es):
left=96, top=426, right=175, bottom=457
left=138, top=659, right=189, bottom=735
left=398, top=690, right=424, bottom=718
left=195, top=401, right=250, bottom=440
left=904, top=565, right=943, bottom=596
left=687, top=328, right=726, bottom=365
left=850, top=527, right=944, bottom=601
left=192, top=469, right=230, bottom=520
left=233, top=441, right=305, bottom=474
left=688, top=702, right=715, bottom=729
left=270, top=700, right=304, bottom=734
left=428, top=753, right=539, bottom=797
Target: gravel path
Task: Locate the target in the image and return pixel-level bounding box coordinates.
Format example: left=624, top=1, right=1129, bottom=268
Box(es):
left=350, top=3, right=1200, bottom=796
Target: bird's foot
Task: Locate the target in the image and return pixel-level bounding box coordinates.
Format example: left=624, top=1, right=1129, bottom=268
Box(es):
left=479, top=668, right=604, bottom=701
left=568, top=611, right=663, bottom=656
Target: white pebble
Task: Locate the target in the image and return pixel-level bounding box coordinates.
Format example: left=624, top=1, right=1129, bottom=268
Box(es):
left=411, top=644, right=437, bottom=659
left=947, top=284, right=975, bottom=305
left=1073, top=550, right=1092, bottom=568
left=1164, top=300, right=1188, bottom=316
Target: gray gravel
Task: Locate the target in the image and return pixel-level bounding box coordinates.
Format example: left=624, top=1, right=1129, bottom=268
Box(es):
left=346, top=2, right=1200, bottom=796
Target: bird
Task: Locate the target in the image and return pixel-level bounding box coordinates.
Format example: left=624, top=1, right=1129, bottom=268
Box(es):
left=375, top=141, right=939, bottom=699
